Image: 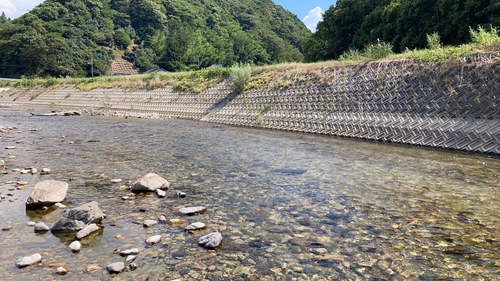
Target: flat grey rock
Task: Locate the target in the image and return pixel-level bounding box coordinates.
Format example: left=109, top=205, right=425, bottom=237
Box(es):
left=185, top=222, right=206, bottom=231
left=131, top=173, right=169, bottom=191
left=198, top=232, right=223, bottom=248
left=120, top=248, right=139, bottom=256
left=106, top=262, right=124, bottom=273
left=143, top=220, right=158, bottom=227
left=26, top=180, right=69, bottom=208
left=69, top=241, right=81, bottom=251
left=145, top=235, right=161, bottom=245
left=52, top=201, right=105, bottom=231
left=178, top=206, right=206, bottom=215
left=34, top=222, right=50, bottom=232
left=76, top=223, right=99, bottom=239
left=126, top=255, right=136, bottom=263
left=16, top=253, right=42, bottom=267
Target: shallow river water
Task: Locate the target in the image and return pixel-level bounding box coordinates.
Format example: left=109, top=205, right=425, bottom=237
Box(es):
left=1, top=110, right=500, bottom=281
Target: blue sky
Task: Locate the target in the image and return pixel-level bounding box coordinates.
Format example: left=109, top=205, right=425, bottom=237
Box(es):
left=1, top=0, right=334, bottom=31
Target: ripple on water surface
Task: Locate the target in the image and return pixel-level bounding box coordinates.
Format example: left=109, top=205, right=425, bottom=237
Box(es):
left=1, top=111, right=500, bottom=280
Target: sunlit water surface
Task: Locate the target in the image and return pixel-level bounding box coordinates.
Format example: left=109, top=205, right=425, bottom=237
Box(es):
left=1, top=110, right=500, bottom=280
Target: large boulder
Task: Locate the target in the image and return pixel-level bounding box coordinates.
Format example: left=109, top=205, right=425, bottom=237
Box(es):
left=26, top=180, right=69, bottom=208
left=51, top=201, right=105, bottom=232
left=131, top=173, right=169, bottom=192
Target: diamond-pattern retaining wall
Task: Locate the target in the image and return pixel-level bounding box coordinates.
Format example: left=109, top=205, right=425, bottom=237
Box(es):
left=2, top=53, right=499, bottom=154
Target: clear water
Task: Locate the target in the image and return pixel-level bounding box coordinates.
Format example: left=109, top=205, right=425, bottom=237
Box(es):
left=1, top=110, right=500, bottom=280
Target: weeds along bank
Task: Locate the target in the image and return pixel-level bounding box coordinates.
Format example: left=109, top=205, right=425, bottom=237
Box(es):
left=1, top=53, right=499, bottom=154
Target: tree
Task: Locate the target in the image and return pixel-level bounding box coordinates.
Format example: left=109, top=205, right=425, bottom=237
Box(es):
left=114, top=29, right=131, bottom=49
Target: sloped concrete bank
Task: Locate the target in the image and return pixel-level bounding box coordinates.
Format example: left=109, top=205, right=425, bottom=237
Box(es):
left=1, top=53, right=500, bottom=154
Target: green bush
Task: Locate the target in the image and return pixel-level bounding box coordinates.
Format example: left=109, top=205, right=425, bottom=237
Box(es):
left=339, top=48, right=363, bottom=61
left=427, top=32, right=441, bottom=50
left=229, top=63, right=252, bottom=93
left=470, top=26, right=500, bottom=45
left=363, top=41, right=393, bottom=59
left=45, top=77, right=58, bottom=86
left=18, top=78, right=37, bottom=88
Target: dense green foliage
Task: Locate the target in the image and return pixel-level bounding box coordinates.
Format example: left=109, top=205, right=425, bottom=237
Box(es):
left=305, top=0, right=500, bottom=61
left=0, top=0, right=310, bottom=78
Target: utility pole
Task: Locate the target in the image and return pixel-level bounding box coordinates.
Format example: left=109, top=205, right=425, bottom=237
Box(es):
left=88, top=54, right=94, bottom=77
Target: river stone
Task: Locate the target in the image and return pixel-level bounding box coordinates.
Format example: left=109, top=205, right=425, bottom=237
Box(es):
left=34, top=222, right=50, bottom=232
left=131, top=173, right=169, bottom=191
left=107, top=262, right=125, bottom=273
left=51, top=201, right=105, bottom=231
left=120, top=248, right=139, bottom=256
left=143, top=220, right=158, bottom=227
left=145, top=235, right=161, bottom=245
left=198, top=232, right=223, bottom=248
left=185, top=222, right=206, bottom=231
left=55, top=266, right=68, bottom=275
left=69, top=241, right=81, bottom=252
left=126, top=255, right=136, bottom=263
left=179, top=206, right=206, bottom=215
left=76, top=223, right=99, bottom=239
left=156, top=189, right=166, bottom=197
left=26, top=180, right=69, bottom=208
left=16, top=253, right=42, bottom=267
left=27, top=221, right=36, bottom=226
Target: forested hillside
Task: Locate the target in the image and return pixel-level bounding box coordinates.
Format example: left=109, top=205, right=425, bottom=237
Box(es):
left=303, top=0, right=500, bottom=62
left=0, top=0, right=310, bottom=78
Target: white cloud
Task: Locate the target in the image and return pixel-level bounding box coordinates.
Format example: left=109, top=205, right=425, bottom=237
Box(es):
left=0, top=0, right=17, bottom=18
left=302, top=7, right=323, bottom=32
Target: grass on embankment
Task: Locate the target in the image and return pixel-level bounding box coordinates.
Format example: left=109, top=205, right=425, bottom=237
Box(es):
left=1, top=27, right=499, bottom=94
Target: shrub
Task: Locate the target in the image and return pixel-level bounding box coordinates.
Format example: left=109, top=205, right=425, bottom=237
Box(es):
left=45, top=77, right=58, bottom=86
left=49, top=101, right=56, bottom=108
left=470, top=26, right=500, bottom=45
left=427, top=32, right=441, bottom=50
left=339, top=48, right=363, bottom=61
left=229, top=63, right=252, bottom=93
left=363, top=40, right=393, bottom=59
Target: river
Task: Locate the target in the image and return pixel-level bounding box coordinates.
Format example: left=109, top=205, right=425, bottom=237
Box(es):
left=1, top=110, right=500, bottom=280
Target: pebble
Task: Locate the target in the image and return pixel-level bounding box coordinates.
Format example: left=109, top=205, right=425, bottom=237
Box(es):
left=311, top=248, right=329, bottom=255
left=16, top=253, right=42, bottom=267
left=69, top=241, right=81, bottom=252
left=17, top=181, right=28, bottom=185
left=12, top=169, right=20, bottom=172
left=107, top=262, right=125, bottom=273
left=55, top=203, right=67, bottom=208
left=143, top=220, right=158, bottom=227
left=158, top=216, right=167, bottom=223
left=8, top=156, right=15, bottom=159
left=129, top=263, right=138, bottom=269
left=111, top=179, right=122, bottom=183
left=49, top=263, right=66, bottom=267
left=2, top=226, right=13, bottom=231
left=145, top=235, right=161, bottom=245
left=156, top=189, right=166, bottom=197
left=177, top=191, right=187, bottom=198
left=185, top=222, right=207, bottom=231
left=27, top=221, right=36, bottom=226
left=20, top=170, right=30, bottom=174
left=120, top=248, right=139, bottom=256
left=55, top=266, right=68, bottom=275
left=34, top=222, right=50, bottom=232
left=126, top=255, right=137, bottom=263
left=31, top=168, right=37, bottom=174
left=5, top=146, right=16, bottom=149
left=40, top=168, right=51, bottom=175
left=198, top=232, right=223, bottom=248
left=178, top=206, right=206, bottom=215
left=115, top=234, right=125, bottom=239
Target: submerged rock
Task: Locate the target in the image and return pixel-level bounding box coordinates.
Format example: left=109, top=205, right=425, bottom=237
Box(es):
left=143, top=220, right=158, bottom=227
left=131, top=173, right=169, bottom=191
left=51, top=201, right=105, bottom=231
left=26, top=180, right=69, bottom=208
left=198, top=232, right=223, bottom=248
left=156, top=189, right=166, bottom=197
left=16, top=253, right=42, bottom=267
left=55, top=266, right=68, bottom=275
left=126, top=255, right=136, bottom=263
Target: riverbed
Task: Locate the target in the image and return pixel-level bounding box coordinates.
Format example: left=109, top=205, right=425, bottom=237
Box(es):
left=1, top=110, right=500, bottom=280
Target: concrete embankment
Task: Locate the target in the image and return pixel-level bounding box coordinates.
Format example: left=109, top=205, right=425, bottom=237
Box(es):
left=1, top=53, right=499, bottom=154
